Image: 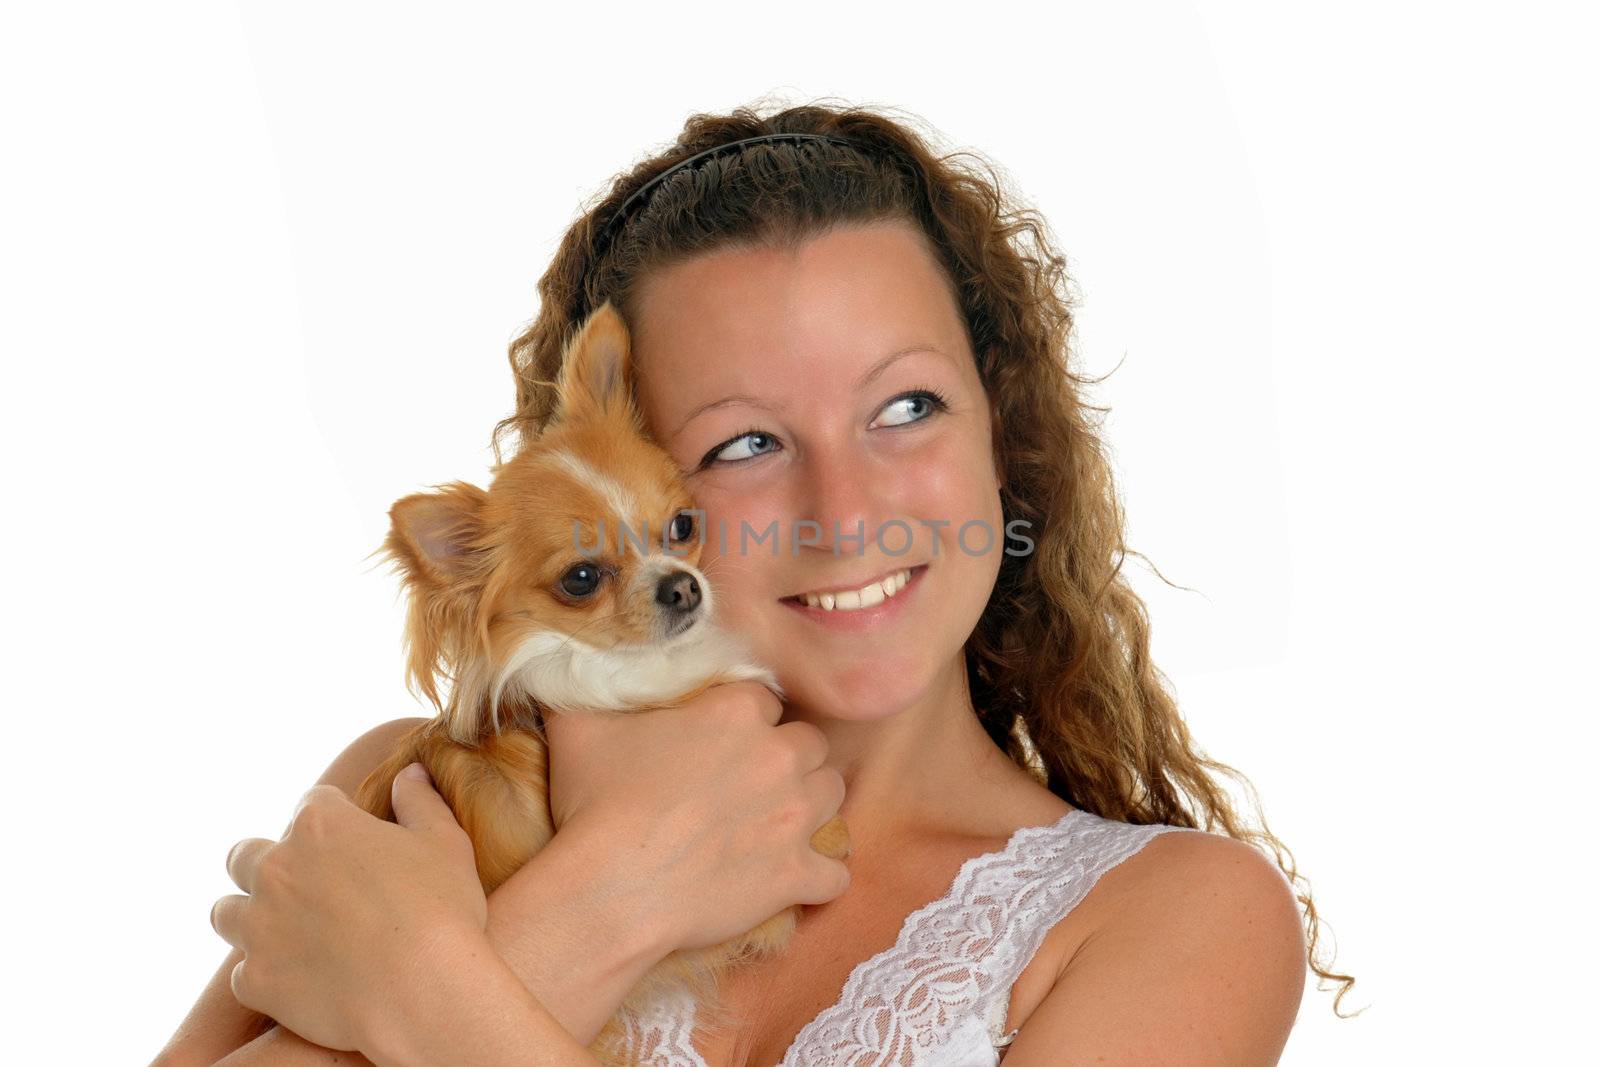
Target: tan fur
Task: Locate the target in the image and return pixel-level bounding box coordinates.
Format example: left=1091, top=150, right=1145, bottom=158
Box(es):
left=356, top=301, right=851, bottom=1062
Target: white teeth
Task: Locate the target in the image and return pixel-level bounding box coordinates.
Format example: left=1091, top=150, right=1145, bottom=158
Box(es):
left=800, top=568, right=912, bottom=612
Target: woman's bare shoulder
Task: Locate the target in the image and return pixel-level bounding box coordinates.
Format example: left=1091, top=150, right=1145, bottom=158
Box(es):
left=1098, top=828, right=1298, bottom=917
left=1062, top=828, right=1304, bottom=964
left=313, top=716, right=431, bottom=796
left=1006, top=829, right=1305, bottom=1065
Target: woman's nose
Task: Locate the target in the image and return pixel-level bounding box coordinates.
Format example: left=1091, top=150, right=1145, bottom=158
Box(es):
left=794, top=443, right=896, bottom=555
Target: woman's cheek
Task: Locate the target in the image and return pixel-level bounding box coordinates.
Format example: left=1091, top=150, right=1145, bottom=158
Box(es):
left=696, top=494, right=782, bottom=620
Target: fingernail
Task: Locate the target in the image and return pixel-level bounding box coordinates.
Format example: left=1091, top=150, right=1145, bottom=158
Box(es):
left=400, top=762, right=429, bottom=781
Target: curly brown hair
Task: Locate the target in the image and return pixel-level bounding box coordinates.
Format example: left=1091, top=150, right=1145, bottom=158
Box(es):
left=494, top=96, right=1357, bottom=1016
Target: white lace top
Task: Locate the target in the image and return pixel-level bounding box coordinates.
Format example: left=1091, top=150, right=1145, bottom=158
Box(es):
left=615, top=808, right=1200, bottom=1066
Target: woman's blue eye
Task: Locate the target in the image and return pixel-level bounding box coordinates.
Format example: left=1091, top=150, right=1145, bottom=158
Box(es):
left=874, top=390, right=944, bottom=428
left=697, top=390, right=948, bottom=470
left=704, top=429, right=778, bottom=467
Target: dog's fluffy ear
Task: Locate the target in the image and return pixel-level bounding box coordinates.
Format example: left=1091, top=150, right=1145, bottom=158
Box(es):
left=382, top=482, right=490, bottom=713
left=385, top=482, right=489, bottom=586
left=553, top=300, right=636, bottom=423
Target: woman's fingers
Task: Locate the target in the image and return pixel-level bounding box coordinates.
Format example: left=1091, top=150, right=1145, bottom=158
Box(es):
left=225, top=837, right=275, bottom=893
left=777, top=719, right=830, bottom=773
left=216, top=836, right=276, bottom=952
left=805, top=764, right=847, bottom=830
left=541, top=675, right=854, bottom=953
left=704, top=678, right=784, bottom=727
left=790, top=767, right=850, bottom=907
left=202, top=781, right=493, bottom=1050
left=210, top=892, right=249, bottom=949
left=794, top=840, right=853, bottom=906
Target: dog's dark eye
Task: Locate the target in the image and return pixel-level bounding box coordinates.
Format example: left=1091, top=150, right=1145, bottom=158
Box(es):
left=669, top=511, right=696, bottom=543
left=558, top=563, right=604, bottom=598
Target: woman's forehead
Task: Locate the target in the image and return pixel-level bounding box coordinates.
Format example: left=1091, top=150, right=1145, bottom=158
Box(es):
left=628, top=220, right=970, bottom=397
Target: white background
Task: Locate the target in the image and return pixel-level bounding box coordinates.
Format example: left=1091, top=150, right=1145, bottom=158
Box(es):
left=3, top=2, right=1594, bottom=1062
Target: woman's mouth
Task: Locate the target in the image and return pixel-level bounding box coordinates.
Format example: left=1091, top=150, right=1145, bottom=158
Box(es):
left=779, top=563, right=929, bottom=627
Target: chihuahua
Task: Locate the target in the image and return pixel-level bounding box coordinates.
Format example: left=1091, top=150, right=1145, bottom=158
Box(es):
left=349, top=301, right=851, bottom=1063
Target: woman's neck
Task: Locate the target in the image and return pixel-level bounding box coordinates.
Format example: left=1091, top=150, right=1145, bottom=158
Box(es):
left=783, top=653, right=1043, bottom=852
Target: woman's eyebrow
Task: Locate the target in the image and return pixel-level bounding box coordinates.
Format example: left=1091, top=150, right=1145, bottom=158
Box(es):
left=858, top=344, right=945, bottom=389
left=671, top=344, right=948, bottom=440
left=671, top=393, right=782, bottom=440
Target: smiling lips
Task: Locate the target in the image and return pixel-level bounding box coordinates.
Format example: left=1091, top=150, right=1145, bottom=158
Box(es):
left=786, top=566, right=918, bottom=613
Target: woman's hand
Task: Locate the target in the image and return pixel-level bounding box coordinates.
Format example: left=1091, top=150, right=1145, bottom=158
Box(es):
left=542, top=680, right=851, bottom=956
left=209, top=763, right=490, bottom=1057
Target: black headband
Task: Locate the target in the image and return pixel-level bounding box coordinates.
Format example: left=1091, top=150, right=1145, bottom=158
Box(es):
left=587, top=132, right=866, bottom=269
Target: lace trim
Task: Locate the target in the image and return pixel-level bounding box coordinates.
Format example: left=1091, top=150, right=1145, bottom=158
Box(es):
left=618, top=981, right=702, bottom=1067
left=784, top=812, right=1194, bottom=1066
left=621, top=810, right=1197, bottom=1067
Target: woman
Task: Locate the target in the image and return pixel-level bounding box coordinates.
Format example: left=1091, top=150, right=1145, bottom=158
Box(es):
left=163, top=101, right=1354, bottom=1066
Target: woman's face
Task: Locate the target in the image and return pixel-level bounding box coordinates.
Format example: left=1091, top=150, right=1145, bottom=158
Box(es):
left=629, top=218, right=1006, bottom=723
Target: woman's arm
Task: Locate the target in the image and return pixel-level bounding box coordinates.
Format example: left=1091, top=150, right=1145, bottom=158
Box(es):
left=999, top=832, right=1306, bottom=1066
left=155, top=834, right=665, bottom=1067
left=150, top=945, right=274, bottom=1066
left=159, top=682, right=848, bottom=1065
left=152, top=717, right=673, bottom=1066
left=153, top=718, right=430, bottom=1067
left=480, top=818, right=679, bottom=1047
left=209, top=924, right=603, bottom=1067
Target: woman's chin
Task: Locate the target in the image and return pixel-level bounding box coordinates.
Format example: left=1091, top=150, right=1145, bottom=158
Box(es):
left=773, top=664, right=933, bottom=725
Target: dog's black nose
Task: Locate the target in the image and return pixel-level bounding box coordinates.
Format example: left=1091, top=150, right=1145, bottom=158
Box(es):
left=655, top=571, right=701, bottom=613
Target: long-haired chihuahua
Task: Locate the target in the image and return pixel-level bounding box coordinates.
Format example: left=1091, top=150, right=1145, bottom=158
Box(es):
left=350, top=301, right=851, bottom=1062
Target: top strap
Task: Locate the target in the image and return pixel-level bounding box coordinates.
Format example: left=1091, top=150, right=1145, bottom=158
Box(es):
left=787, top=810, right=1200, bottom=1064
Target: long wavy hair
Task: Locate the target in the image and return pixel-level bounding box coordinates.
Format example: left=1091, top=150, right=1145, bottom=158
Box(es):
left=494, top=97, right=1356, bottom=1015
